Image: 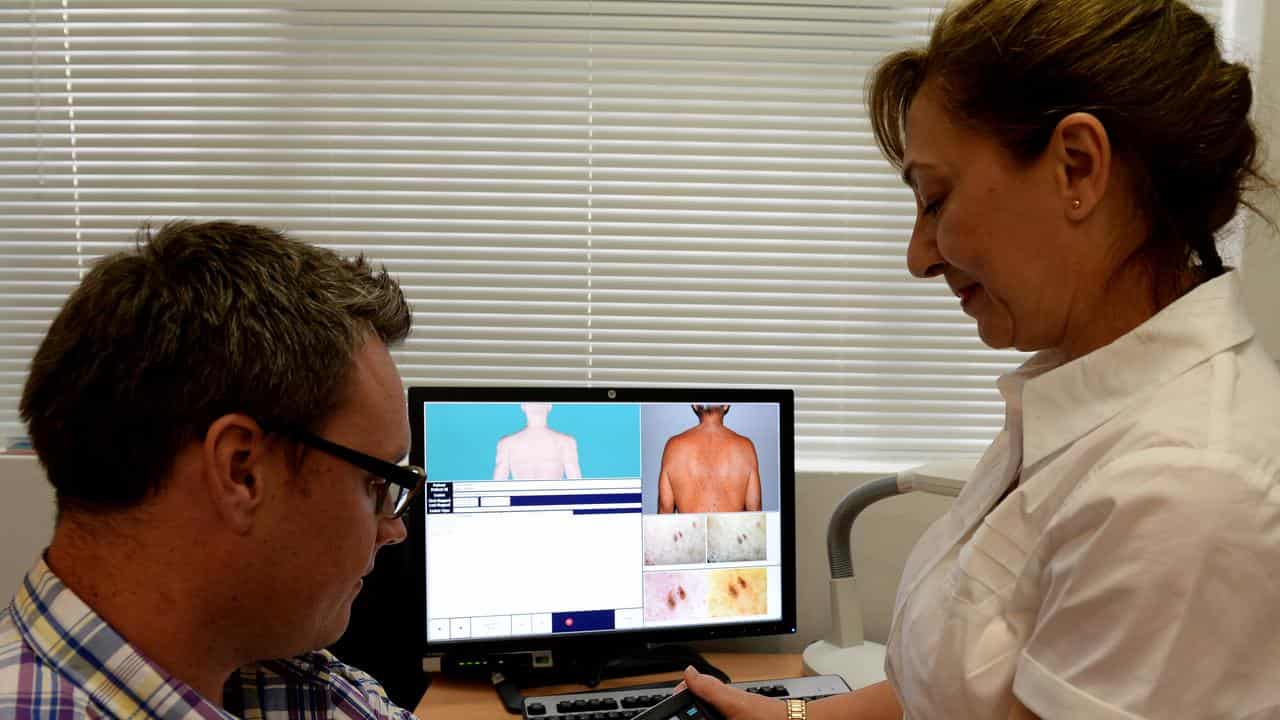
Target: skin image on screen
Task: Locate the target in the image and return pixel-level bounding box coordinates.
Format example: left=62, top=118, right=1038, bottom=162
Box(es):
left=657, top=404, right=762, bottom=514
left=642, top=513, right=707, bottom=566
left=706, top=512, right=766, bottom=563
left=493, top=402, right=582, bottom=480
left=708, top=567, right=767, bottom=618
left=642, top=570, right=710, bottom=622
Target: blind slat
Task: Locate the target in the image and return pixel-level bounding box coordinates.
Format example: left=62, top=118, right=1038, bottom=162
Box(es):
left=0, top=0, right=1227, bottom=469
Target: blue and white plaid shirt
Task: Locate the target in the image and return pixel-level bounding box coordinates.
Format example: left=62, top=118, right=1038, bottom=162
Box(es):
left=0, top=558, right=418, bottom=719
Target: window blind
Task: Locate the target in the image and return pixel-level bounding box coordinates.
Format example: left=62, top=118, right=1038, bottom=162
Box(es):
left=0, top=0, right=1228, bottom=470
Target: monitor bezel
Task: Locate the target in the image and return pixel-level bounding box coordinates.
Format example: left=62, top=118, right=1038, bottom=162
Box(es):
left=406, top=386, right=797, bottom=660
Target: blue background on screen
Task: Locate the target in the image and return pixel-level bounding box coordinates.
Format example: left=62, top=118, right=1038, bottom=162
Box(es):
left=424, top=403, right=641, bottom=481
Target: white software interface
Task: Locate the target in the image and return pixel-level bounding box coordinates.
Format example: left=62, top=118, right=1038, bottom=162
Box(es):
left=421, top=400, right=785, bottom=643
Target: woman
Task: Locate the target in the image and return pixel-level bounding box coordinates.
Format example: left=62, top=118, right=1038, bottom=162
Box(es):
left=682, top=0, right=1279, bottom=717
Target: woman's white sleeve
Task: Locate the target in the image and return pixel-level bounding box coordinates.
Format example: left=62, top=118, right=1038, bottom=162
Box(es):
left=1012, top=448, right=1280, bottom=719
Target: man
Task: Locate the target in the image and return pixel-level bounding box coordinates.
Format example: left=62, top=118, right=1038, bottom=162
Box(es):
left=0, top=221, right=422, bottom=719
left=493, top=403, right=582, bottom=480
left=657, top=404, right=761, bottom=513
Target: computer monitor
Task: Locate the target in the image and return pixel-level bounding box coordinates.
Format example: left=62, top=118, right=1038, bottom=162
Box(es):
left=406, top=387, right=796, bottom=684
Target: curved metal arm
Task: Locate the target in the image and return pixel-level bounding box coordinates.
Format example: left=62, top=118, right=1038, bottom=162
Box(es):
left=825, top=475, right=902, bottom=580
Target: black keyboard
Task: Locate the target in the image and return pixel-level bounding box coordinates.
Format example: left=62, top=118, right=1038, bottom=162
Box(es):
left=521, top=674, right=850, bottom=719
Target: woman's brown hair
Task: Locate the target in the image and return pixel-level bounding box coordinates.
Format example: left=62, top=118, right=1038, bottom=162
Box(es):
left=868, top=0, right=1272, bottom=305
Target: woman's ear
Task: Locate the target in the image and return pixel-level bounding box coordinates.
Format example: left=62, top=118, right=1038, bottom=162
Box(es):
left=1051, top=112, right=1112, bottom=221
left=202, top=413, right=271, bottom=534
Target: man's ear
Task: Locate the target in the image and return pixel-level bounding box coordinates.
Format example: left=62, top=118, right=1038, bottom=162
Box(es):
left=1051, top=112, right=1112, bottom=221
left=202, top=413, right=273, bottom=534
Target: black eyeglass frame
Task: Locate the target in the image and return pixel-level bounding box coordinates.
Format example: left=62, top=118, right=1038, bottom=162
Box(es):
left=263, top=421, right=426, bottom=519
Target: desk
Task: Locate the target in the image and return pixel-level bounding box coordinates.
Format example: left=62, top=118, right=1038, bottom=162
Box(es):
left=414, top=652, right=804, bottom=719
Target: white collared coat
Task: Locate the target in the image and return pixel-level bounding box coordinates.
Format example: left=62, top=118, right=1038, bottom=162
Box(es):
left=885, top=271, right=1280, bottom=719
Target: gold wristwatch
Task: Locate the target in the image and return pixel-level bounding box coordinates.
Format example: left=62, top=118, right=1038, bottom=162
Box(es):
left=784, top=698, right=807, bottom=719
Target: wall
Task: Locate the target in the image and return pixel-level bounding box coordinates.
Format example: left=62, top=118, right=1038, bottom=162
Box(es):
left=0, top=456, right=55, bottom=600
left=1243, top=1, right=1280, bottom=359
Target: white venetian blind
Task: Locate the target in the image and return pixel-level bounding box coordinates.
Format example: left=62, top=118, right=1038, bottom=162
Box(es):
left=0, top=0, right=1226, bottom=470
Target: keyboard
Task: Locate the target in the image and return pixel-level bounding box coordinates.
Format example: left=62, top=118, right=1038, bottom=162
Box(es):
left=522, top=674, right=850, bottom=719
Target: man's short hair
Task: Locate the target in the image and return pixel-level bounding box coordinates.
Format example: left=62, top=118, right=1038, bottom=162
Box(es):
left=19, top=220, right=412, bottom=513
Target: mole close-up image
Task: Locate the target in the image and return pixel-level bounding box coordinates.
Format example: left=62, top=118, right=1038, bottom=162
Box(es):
left=642, top=513, right=708, bottom=566
left=708, top=567, right=767, bottom=618
left=707, top=512, right=766, bottom=563
left=643, top=570, right=710, bottom=621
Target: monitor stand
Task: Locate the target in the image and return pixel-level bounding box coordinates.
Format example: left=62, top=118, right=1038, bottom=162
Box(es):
left=585, top=642, right=730, bottom=687
left=490, top=643, right=730, bottom=713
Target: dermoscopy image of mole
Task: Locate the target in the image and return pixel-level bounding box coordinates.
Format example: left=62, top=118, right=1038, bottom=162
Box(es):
left=644, top=514, right=707, bottom=565
left=707, top=512, right=766, bottom=562
left=643, top=570, right=709, bottom=621
left=658, top=404, right=761, bottom=513
left=708, top=567, right=767, bottom=617
left=644, top=568, right=767, bottom=620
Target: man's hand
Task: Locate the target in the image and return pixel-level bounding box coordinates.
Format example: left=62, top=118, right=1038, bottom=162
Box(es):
left=678, top=667, right=786, bottom=720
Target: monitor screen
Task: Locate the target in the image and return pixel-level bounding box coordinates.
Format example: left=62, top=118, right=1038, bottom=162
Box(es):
left=407, top=387, right=795, bottom=657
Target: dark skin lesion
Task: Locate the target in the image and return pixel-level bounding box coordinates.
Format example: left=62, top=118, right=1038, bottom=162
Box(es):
left=665, top=584, right=689, bottom=609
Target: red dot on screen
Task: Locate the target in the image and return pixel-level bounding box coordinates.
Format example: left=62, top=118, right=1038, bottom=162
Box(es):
left=565, top=617, right=574, bottom=627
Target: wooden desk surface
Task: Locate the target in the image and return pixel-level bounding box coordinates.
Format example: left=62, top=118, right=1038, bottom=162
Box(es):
left=414, top=652, right=804, bottom=719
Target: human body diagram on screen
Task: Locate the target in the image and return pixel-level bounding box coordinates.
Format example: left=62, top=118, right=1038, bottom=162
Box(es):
left=493, top=402, right=583, bottom=481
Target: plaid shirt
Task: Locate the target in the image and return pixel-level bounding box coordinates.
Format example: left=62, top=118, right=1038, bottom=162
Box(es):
left=0, top=558, right=418, bottom=719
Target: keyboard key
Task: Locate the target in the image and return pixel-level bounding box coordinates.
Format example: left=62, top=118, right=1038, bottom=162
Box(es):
left=527, top=702, right=547, bottom=715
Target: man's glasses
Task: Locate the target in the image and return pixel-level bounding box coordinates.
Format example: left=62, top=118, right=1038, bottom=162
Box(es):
left=265, top=422, right=425, bottom=519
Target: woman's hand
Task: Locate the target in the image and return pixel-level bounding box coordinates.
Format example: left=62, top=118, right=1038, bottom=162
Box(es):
left=678, top=666, right=787, bottom=720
